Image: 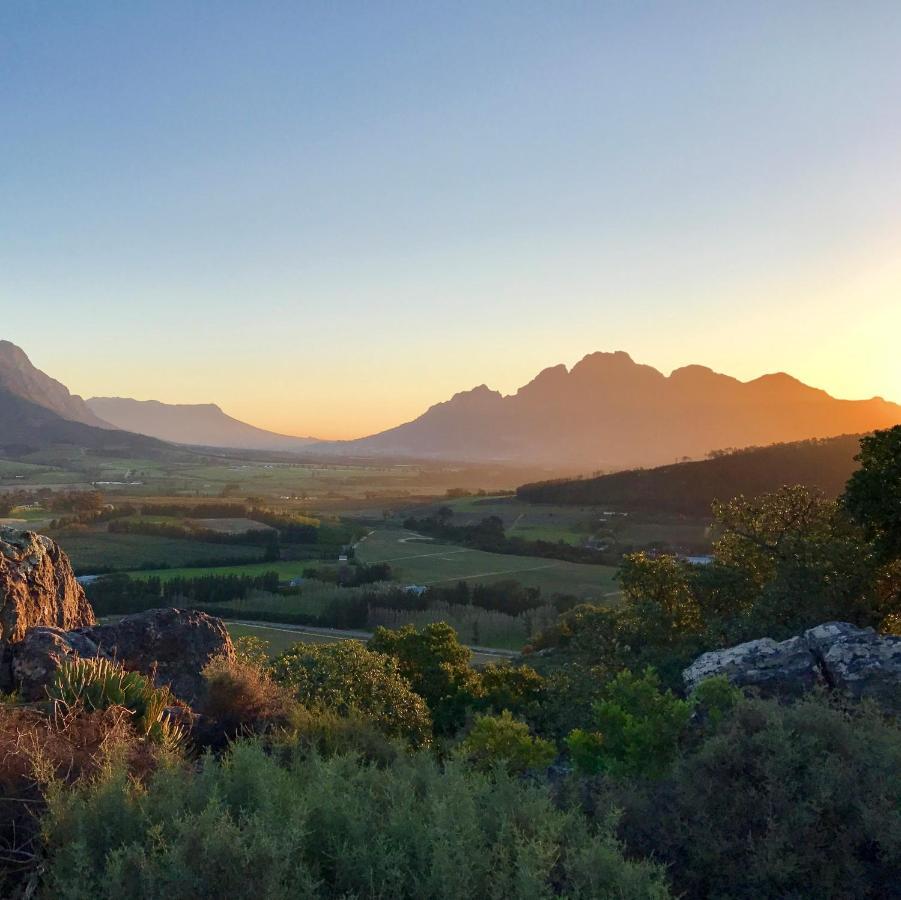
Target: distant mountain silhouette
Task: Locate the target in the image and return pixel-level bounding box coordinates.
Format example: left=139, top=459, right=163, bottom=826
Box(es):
left=0, top=340, right=112, bottom=429
left=0, top=342, right=177, bottom=459
left=87, top=397, right=319, bottom=452
left=517, top=433, right=867, bottom=515
left=325, top=351, right=901, bottom=469
left=0, top=389, right=171, bottom=459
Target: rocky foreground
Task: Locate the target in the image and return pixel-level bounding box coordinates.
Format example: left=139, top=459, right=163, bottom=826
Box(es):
left=683, top=621, right=901, bottom=713
left=0, top=528, right=233, bottom=702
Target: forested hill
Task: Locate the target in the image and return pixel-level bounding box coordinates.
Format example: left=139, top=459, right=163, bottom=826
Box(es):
left=516, top=433, right=865, bottom=515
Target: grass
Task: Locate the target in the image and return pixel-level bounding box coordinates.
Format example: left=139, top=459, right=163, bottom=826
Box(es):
left=124, top=559, right=323, bottom=582
left=356, top=527, right=620, bottom=600
left=55, top=532, right=265, bottom=574
left=418, top=495, right=714, bottom=552
left=227, top=623, right=353, bottom=656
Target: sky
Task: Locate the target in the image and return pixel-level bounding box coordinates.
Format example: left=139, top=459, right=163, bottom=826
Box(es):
left=2, top=2, right=901, bottom=439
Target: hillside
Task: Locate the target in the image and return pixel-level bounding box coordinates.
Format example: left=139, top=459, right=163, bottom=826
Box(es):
left=0, top=388, right=173, bottom=459
left=517, top=433, right=866, bottom=515
left=87, top=397, right=319, bottom=451
left=324, top=351, right=901, bottom=469
left=0, top=340, right=112, bottom=428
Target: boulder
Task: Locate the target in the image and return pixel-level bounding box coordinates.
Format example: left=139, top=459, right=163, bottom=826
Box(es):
left=0, top=528, right=94, bottom=642
left=78, top=608, right=234, bottom=703
left=684, top=622, right=901, bottom=712
left=7, top=626, right=103, bottom=700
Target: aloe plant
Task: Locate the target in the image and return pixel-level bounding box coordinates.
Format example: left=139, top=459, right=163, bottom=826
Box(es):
left=48, top=657, right=186, bottom=749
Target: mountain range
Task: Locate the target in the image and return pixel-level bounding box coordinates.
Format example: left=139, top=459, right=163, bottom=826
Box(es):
left=0, top=341, right=111, bottom=430
left=2, top=341, right=900, bottom=470
left=86, top=397, right=318, bottom=452
left=325, top=351, right=901, bottom=469
left=0, top=342, right=167, bottom=458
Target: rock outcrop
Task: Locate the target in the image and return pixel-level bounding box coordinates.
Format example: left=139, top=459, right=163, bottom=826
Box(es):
left=7, top=626, right=102, bottom=700
left=79, top=608, right=235, bottom=703
left=0, top=528, right=94, bottom=643
left=0, top=529, right=234, bottom=701
left=684, top=622, right=901, bottom=712
left=2, top=609, right=234, bottom=702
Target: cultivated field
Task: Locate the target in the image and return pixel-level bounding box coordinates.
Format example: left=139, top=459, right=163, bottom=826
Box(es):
left=355, top=527, right=620, bottom=600
left=403, top=494, right=714, bottom=552
left=57, top=532, right=265, bottom=574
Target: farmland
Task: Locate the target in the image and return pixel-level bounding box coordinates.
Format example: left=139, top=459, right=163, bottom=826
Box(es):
left=57, top=532, right=265, bottom=574
left=404, top=494, right=714, bottom=554
left=355, top=527, right=620, bottom=600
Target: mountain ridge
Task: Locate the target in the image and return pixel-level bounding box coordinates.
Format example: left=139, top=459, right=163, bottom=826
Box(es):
left=0, top=341, right=113, bottom=429
left=87, top=396, right=319, bottom=452
left=319, top=351, right=901, bottom=469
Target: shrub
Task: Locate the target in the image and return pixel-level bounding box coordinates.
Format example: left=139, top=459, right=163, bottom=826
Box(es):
left=280, top=705, right=401, bottom=767
left=688, top=675, right=741, bottom=728
left=477, top=662, right=545, bottom=719
left=600, top=695, right=901, bottom=899
left=199, top=655, right=292, bottom=746
left=48, top=658, right=186, bottom=751
left=270, top=641, right=433, bottom=747
left=40, top=742, right=671, bottom=899
left=457, top=710, right=555, bottom=775
left=232, top=635, right=271, bottom=668
left=368, top=622, right=479, bottom=735
left=0, top=704, right=166, bottom=896
left=566, top=668, right=691, bottom=779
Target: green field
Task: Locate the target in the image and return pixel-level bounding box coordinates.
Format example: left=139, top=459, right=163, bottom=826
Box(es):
left=356, top=527, right=620, bottom=600
left=405, top=495, right=713, bottom=552
left=227, top=622, right=350, bottom=656
left=124, top=559, right=325, bottom=582
left=57, top=532, right=265, bottom=574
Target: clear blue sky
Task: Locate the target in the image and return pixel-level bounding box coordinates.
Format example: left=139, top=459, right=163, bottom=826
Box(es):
left=2, top=2, right=900, bottom=437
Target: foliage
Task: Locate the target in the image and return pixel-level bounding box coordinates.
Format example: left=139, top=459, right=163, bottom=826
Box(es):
left=566, top=668, right=691, bottom=779
left=39, top=742, right=670, bottom=899
left=530, top=483, right=894, bottom=692
left=0, top=704, right=172, bottom=896
left=232, top=635, right=271, bottom=668
left=843, top=425, right=901, bottom=561
left=368, top=622, right=480, bottom=734
left=269, top=641, right=433, bottom=747
left=712, top=485, right=878, bottom=635
left=48, top=658, right=185, bottom=751
left=601, top=695, right=901, bottom=899
left=688, top=675, right=740, bottom=727
left=280, top=705, right=401, bottom=767
left=199, top=655, right=291, bottom=745
left=457, top=710, right=555, bottom=775
left=477, top=662, right=545, bottom=718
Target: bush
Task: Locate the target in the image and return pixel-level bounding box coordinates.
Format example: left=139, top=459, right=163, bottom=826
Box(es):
left=457, top=710, right=555, bottom=775
left=280, top=705, right=401, bottom=767
left=270, top=641, right=433, bottom=747
left=198, top=655, right=292, bottom=746
left=0, top=704, right=169, bottom=896
left=600, top=695, right=901, bottom=899
left=40, top=742, right=671, bottom=899
left=566, top=668, right=691, bottom=779
left=477, top=662, right=545, bottom=719
left=368, top=622, right=479, bottom=735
